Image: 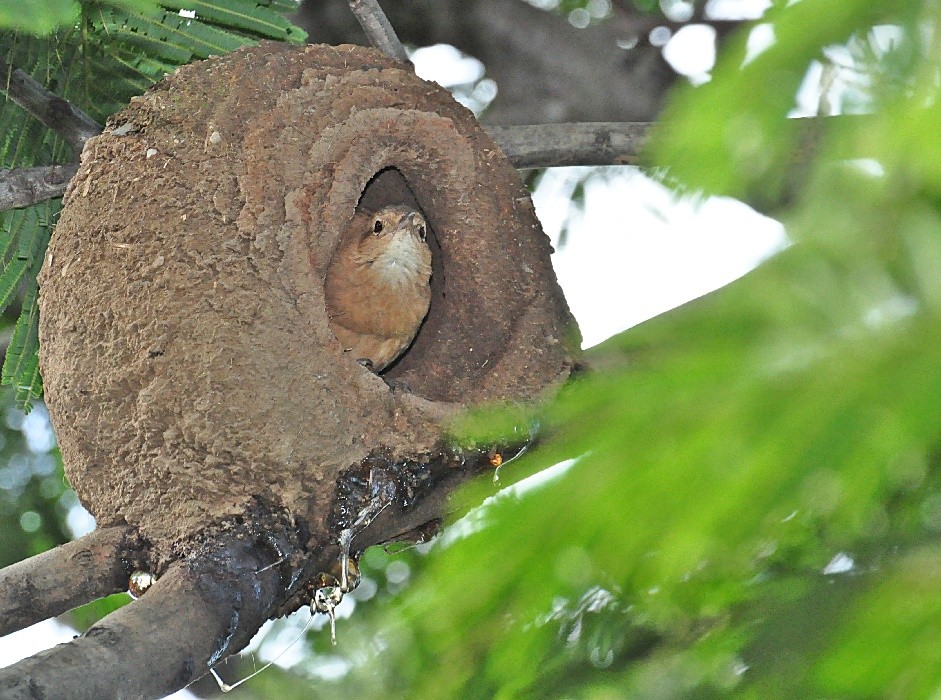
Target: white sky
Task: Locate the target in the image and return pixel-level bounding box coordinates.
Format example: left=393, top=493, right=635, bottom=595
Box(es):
left=533, top=168, right=785, bottom=347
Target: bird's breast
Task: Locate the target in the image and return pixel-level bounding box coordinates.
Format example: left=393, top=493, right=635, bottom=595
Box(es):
left=366, top=233, right=432, bottom=288
left=325, top=232, right=431, bottom=344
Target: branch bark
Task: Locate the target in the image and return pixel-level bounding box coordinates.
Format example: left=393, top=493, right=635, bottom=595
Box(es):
left=0, top=120, right=651, bottom=213
left=0, top=445, right=519, bottom=696
left=0, top=525, right=140, bottom=637
left=348, top=0, right=409, bottom=62
left=491, top=122, right=650, bottom=169
left=0, top=535, right=287, bottom=700
left=0, top=58, right=102, bottom=156
left=0, top=164, right=78, bottom=209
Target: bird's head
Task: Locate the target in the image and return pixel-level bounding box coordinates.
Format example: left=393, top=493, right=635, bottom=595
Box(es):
left=354, top=205, right=432, bottom=284
left=367, top=205, right=427, bottom=244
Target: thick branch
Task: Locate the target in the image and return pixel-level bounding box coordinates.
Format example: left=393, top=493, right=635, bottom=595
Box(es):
left=490, top=122, right=650, bottom=169
left=348, top=0, right=409, bottom=62
left=0, top=122, right=654, bottom=213
left=0, top=59, right=102, bottom=155
left=0, top=163, right=78, bottom=209
left=0, top=525, right=139, bottom=637
left=0, top=535, right=288, bottom=700
left=0, top=120, right=653, bottom=212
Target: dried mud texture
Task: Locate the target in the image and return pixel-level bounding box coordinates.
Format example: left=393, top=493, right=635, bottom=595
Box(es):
left=38, top=42, right=579, bottom=558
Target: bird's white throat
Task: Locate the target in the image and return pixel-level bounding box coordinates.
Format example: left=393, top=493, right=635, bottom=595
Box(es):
left=371, top=232, right=430, bottom=286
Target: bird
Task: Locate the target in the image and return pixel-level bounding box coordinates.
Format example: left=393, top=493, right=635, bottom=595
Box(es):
left=325, top=204, right=432, bottom=372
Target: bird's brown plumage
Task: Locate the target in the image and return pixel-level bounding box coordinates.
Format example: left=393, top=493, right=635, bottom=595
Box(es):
left=325, top=205, right=432, bottom=372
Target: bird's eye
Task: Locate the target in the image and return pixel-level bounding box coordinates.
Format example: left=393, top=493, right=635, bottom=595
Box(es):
left=373, top=219, right=383, bottom=234
left=418, top=224, right=426, bottom=239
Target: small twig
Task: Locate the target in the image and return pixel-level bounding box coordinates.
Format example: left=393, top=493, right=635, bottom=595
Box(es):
left=0, top=163, right=79, bottom=209
left=488, top=122, right=651, bottom=169
left=0, top=57, right=102, bottom=156
left=348, top=0, right=409, bottom=62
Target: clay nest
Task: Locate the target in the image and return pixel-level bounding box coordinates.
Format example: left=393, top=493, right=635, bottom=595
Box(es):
left=38, top=42, right=579, bottom=566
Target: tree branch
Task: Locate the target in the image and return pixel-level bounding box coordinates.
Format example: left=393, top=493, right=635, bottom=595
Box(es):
left=0, top=534, right=289, bottom=699
left=490, top=115, right=858, bottom=169
left=0, top=163, right=78, bottom=209
left=490, top=122, right=650, bottom=169
left=0, top=58, right=102, bottom=156
left=0, top=121, right=650, bottom=213
left=0, top=115, right=860, bottom=212
left=348, top=0, right=409, bottom=62
left=0, top=525, right=140, bottom=637
left=0, top=120, right=650, bottom=213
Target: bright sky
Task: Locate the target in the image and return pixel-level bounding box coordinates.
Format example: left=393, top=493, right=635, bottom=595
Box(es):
left=533, top=168, right=785, bottom=347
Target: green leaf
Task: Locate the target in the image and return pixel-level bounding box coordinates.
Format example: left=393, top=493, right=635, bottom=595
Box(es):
left=649, top=0, right=897, bottom=201
left=813, top=547, right=941, bottom=697
left=93, top=6, right=254, bottom=60
left=67, top=592, right=132, bottom=631
left=290, top=3, right=941, bottom=698
left=0, top=258, right=28, bottom=310
left=160, top=0, right=305, bottom=42
left=2, top=284, right=42, bottom=411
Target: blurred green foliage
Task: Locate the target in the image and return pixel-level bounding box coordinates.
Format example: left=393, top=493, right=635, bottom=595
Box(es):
left=0, top=323, right=134, bottom=627
left=0, top=292, right=70, bottom=567
left=0, top=389, right=70, bottom=570
left=0, top=0, right=79, bottom=36
left=221, top=1, right=941, bottom=698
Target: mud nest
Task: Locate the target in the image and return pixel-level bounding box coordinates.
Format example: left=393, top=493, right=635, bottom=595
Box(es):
left=38, top=42, right=579, bottom=561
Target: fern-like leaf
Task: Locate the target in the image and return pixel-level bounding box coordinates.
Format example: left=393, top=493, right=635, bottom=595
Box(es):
left=2, top=282, right=42, bottom=412
left=160, top=0, right=303, bottom=42
left=0, top=258, right=28, bottom=310
left=93, top=6, right=251, bottom=61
